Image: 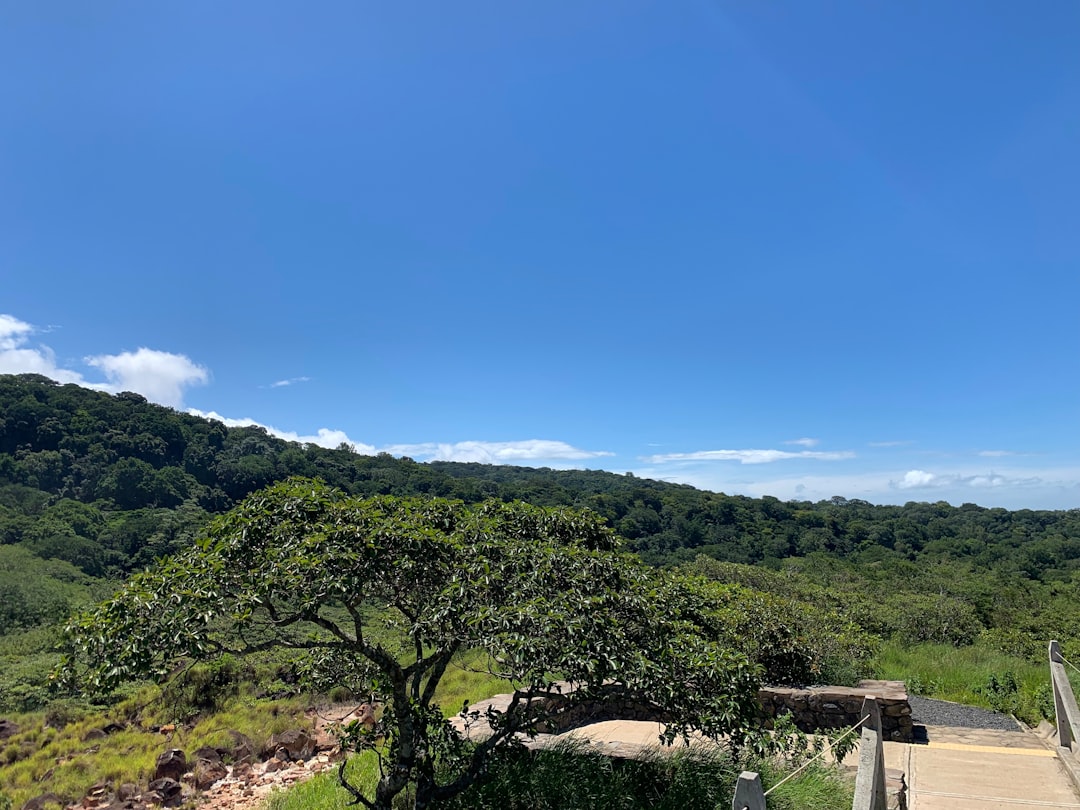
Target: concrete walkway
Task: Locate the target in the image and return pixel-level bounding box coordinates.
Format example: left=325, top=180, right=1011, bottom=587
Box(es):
left=884, top=724, right=1080, bottom=810
left=549, top=720, right=1080, bottom=809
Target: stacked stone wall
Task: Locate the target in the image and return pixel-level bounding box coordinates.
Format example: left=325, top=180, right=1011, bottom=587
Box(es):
left=467, top=679, right=914, bottom=743
left=758, top=679, right=913, bottom=742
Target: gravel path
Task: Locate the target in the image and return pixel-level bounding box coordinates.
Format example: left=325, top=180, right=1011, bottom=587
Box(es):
left=908, top=695, right=1023, bottom=732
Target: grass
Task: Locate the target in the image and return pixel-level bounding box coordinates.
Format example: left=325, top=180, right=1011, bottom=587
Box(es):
left=430, top=648, right=513, bottom=719
left=871, top=639, right=1056, bottom=724
left=0, top=688, right=312, bottom=809
left=0, top=646, right=511, bottom=809
left=262, top=743, right=854, bottom=810
left=264, top=751, right=381, bottom=810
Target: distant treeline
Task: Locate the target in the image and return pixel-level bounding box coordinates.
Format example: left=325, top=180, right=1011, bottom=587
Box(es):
left=2, top=372, right=1080, bottom=584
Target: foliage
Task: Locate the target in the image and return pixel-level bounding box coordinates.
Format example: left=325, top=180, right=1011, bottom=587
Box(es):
left=59, top=479, right=762, bottom=810
left=159, top=654, right=253, bottom=719
left=679, top=560, right=876, bottom=685
left=265, top=744, right=854, bottom=810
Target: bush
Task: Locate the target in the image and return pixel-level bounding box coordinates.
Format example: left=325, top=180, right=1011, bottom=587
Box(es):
left=43, top=698, right=88, bottom=729
left=690, top=580, right=875, bottom=685
left=160, top=654, right=251, bottom=719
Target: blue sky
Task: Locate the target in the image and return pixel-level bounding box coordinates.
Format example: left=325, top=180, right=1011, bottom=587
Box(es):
left=2, top=2, right=1078, bottom=509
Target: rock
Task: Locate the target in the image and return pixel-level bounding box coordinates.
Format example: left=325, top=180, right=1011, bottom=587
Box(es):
left=192, top=746, right=222, bottom=763
left=264, top=730, right=314, bottom=761
left=0, top=718, right=20, bottom=740
left=193, top=758, right=228, bottom=790
left=116, top=784, right=138, bottom=801
left=263, top=756, right=288, bottom=774
left=231, top=761, right=254, bottom=781
left=82, top=728, right=108, bottom=741
left=21, top=793, right=65, bottom=810
left=228, top=730, right=256, bottom=764
left=146, top=778, right=183, bottom=807
left=152, top=749, right=187, bottom=781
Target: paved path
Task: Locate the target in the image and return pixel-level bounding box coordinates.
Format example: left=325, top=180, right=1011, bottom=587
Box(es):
left=553, top=720, right=1080, bottom=809
left=884, top=725, right=1080, bottom=810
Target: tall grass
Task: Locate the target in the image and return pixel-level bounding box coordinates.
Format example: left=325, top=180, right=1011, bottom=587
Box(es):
left=430, top=648, right=513, bottom=719
left=872, top=639, right=1056, bottom=724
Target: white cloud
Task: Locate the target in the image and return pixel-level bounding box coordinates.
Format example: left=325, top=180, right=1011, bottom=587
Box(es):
left=184, top=417, right=610, bottom=466
left=0, top=314, right=209, bottom=408
left=893, top=468, right=1045, bottom=492
left=978, top=450, right=1014, bottom=457
left=269, top=376, right=311, bottom=388
left=86, top=348, right=208, bottom=409
left=621, top=461, right=1080, bottom=510
left=868, top=440, right=912, bottom=448
left=187, top=409, right=378, bottom=453
left=0, top=314, right=34, bottom=350
left=384, top=440, right=614, bottom=464
left=0, top=314, right=87, bottom=384
left=643, top=448, right=855, bottom=464
left=896, top=469, right=939, bottom=489
left=785, top=437, right=819, bottom=448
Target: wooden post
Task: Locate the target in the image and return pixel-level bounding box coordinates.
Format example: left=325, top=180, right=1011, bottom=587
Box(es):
left=732, top=770, right=766, bottom=810
left=852, top=696, right=887, bottom=810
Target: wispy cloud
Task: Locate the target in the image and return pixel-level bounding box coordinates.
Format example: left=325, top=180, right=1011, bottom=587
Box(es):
left=643, top=448, right=855, bottom=465
left=621, top=461, right=1080, bottom=510
left=188, top=409, right=378, bottom=453
left=785, top=437, right=819, bottom=448
left=0, top=314, right=208, bottom=408
left=868, top=440, right=912, bottom=448
left=893, top=468, right=1044, bottom=491
left=978, top=450, right=1015, bottom=457
left=385, top=440, right=614, bottom=464
left=184, top=413, right=611, bottom=467
left=0, top=314, right=85, bottom=385
left=269, top=376, right=311, bottom=388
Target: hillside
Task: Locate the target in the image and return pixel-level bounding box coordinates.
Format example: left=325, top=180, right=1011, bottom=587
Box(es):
left=2, top=373, right=1079, bottom=807
left=2, top=371, right=1080, bottom=712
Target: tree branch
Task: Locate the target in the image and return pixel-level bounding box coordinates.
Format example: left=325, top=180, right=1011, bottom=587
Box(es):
left=337, top=757, right=375, bottom=809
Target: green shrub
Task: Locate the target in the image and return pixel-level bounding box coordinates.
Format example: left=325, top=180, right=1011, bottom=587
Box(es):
left=159, top=654, right=251, bottom=719
left=43, top=699, right=88, bottom=729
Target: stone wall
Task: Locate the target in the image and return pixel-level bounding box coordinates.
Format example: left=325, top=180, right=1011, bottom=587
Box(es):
left=758, top=679, right=914, bottom=742
left=461, top=679, right=914, bottom=743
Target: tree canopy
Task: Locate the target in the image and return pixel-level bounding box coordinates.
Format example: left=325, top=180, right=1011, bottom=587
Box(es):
left=60, top=478, right=761, bottom=810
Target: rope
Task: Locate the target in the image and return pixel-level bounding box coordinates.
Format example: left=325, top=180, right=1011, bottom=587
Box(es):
left=762, top=713, right=870, bottom=797
left=1059, top=652, right=1080, bottom=678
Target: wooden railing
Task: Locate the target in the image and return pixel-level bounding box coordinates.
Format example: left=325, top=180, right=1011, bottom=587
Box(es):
left=1050, top=640, right=1080, bottom=754
left=731, top=696, right=887, bottom=810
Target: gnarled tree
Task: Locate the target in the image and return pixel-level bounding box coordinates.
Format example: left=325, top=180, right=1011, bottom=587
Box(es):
left=60, top=478, right=760, bottom=809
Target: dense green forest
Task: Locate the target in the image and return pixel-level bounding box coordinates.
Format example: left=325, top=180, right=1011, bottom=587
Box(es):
left=2, top=371, right=1080, bottom=711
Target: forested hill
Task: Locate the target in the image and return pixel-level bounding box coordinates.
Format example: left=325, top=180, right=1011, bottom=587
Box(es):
left=3, top=373, right=1080, bottom=584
